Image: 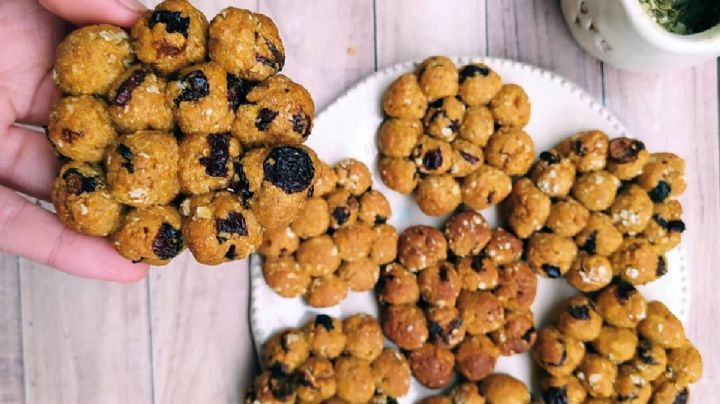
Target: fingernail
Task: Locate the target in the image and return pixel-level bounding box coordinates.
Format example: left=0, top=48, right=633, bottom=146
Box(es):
left=117, top=0, right=148, bottom=13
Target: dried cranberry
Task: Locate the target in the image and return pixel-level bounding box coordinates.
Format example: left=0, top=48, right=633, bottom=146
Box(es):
left=112, top=69, right=147, bottom=106
left=314, top=314, right=334, bottom=331
left=539, top=150, right=561, bottom=164
left=215, top=212, right=249, bottom=238
left=648, top=180, right=671, bottom=202
left=332, top=207, right=350, bottom=225
left=374, top=215, right=387, bottom=225
left=608, top=137, right=645, bottom=164
left=460, top=150, right=480, bottom=164
left=422, top=148, right=443, bottom=170
left=152, top=223, right=183, bottom=260
left=149, top=10, right=190, bottom=38
left=255, top=108, right=278, bottom=131
left=614, top=281, right=637, bottom=303
left=174, top=70, right=209, bottom=106
left=542, top=386, right=568, bottom=404
left=229, top=162, right=254, bottom=203
left=117, top=144, right=135, bottom=174
left=263, top=146, right=315, bottom=194
left=568, top=304, right=590, bottom=320
left=226, top=74, right=257, bottom=112
left=542, top=263, right=561, bottom=278
left=198, top=133, right=230, bottom=177
left=62, top=168, right=97, bottom=195
left=656, top=255, right=668, bottom=277
left=224, top=245, right=237, bottom=260
left=255, top=37, right=285, bottom=72
left=459, top=65, right=490, bottom=83
left=291, top=112, right=312, bottom=137
left=668, top=220, right=686, bottom=233
left=61, top=128, right=82, bottom=143
left=580, top=230, right=597, bottom=254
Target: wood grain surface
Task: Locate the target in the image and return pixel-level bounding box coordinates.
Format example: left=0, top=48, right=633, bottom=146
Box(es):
left=0, top=0, right=717, bottom=402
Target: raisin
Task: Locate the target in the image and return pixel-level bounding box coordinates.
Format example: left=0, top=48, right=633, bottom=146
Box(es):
left=470, top=255, right=485, bottom=271
left=422, top=148, right=443, bottom=170
left=668, top=220, right=686, bottom=233
left=152, top=223, right=183, bottom=260
left=674, top=388, right=689, bottom=404
left=428, top=320, right=443, bottom=336
left=117, top=144, right=135, bottom=173
left=653, top=214, right=669, bottom=230
left=112, top=69, right=147, bottom=106
left=581, top=230, right=597, bottom=254
left=460, top=150, right=480, bottom=164
left=428, top=98, right=444, bottom=109
left=255, top=37, right=285, bottom=72
left=198, top=133, right=231, bottom=177
left=573, top=139, right=586, bottom=156
left=439, top=265, right=449, bottom=282
left=61, top=128, right=82, bottom=143
left=332, top=207, right=350, bottom=225
left=637, top=341, right=656, bottom=364
left=568, top=304, right=590, bottom=320
left=539, top=150, right=561, bottom=164
left=314, top=314, right=334, bottom=331
left=255, top=108, right=278, bottom=131
left=614, top=281, right=637, bottom=303
left=656, top=255, right=668, bottom=277
left=225, top=245, right=237, bottom=260
left=229, top=162, right=254, bottom=203
left=542, top=263, right=561, bottom=278
left=263, top=146, right=315, bottom=194
left=448, top=119, right=461, bottom=133
left=459, top=64, right=490, bottom=83
left=541, top=386, right=568, bottom=404
left=291, top=112, right=312, bottom=137
left=521, top=327, right=536, bottom=342
left=149, top=10, right=190, bottom=38
left=216, top=212, right=249, bottom=238
left=267, top=367, right=295, bottom=401
left=62, top=168, right=98, bottom=195
left=648, top=180, right=671, bottom=202
left=375, top=215, right=387, bottom=225
left=174, top=70, right=209, bottom=106
left=608, top=137, right=646, bottom=164
left=226, top=74, right=257, bottom=112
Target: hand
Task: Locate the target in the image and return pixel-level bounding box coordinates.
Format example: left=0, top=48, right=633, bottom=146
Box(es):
left=0, top=0, right=150, bottom=282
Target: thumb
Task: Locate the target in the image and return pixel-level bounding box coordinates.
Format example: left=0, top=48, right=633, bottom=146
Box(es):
left=38, top=0, right=147, bottom=28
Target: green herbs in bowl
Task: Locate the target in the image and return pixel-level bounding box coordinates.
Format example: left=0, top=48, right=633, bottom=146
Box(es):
left=640, top=0, right=720, bottom=35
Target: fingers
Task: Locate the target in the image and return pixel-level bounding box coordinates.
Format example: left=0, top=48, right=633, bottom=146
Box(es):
left=0, top=124, right=61, bottom=201
left=38, top=0, right=147, bottom=28
left=0, top=185, right=149, bottom=283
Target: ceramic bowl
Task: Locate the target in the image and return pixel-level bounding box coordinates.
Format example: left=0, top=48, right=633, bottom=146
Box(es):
left=561, top=0, right=720, bottom=72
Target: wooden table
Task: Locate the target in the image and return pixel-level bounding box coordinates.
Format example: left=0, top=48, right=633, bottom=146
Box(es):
left=0, top=1, right=717, bottom=402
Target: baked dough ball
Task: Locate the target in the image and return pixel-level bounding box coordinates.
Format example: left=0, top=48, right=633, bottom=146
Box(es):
left=178, top=132, right=242, bottom=195
left=489, top=84, right=531, bottom=129
left=610, top=185, right=654, bottom=235
left=338, top=257, right=379, bottom=292
left=444, top=211, right=491, bottom=257
left=48, top=95, right=117, bottom=162
left=262, top=256, right=309, bottom=298
left=398, top=225, right=448, bottom=272
left=423, top=97, right=465, bottom=142
left=545, top=198, right=589, bottom=238
left=595, top=282, right=647, bottom=328
left=325, top=188, right=360, bottom=229
left=232, top=74, right=315, bottom=146
left=343, top=314, right=384, bottom=361
left=460, top=106, right=494, bottom=146
left=333, top=221, right=373, bottom=262
left=382, top=304, right=428, bottom=350
left=613, top=365, right=652, bottom=404
left=494, top=261, right=537, bottom=311
left=248, top=369, right=296, bottom=404
left=642, top=200, right=685, bottom=254
left=575, top=213, right=624, bottom=257
left=461, top=165, right=512, bottom=210
left=449, top=139, right=484, bottom=177
left=262, top=329, right=309, bottom=372
left=540, top=375, right=587, bottom=404
left=506, top=178, right=551, bottom=239
left=532, top=326, right=586, bottom=377
left=418, top=262, right=462, bottom=307
left=52, top=161, right=123, bottom=236
left=296, top=235, right=341, bottom=277
left=372, top=348, right=411, bottom=399
left=532, top=149, right=577, bottom=198
left=485, top=129, right=535, bottom=176
left=377, top=118, right=422, bottom=158
left=572, top=170, right=620, bottom=212
left=576, top=354, right=618, bottom=398
left=631, top=339, right=667, bottom=382
left=383, top=73, right=428, bottom=120
left=479, top=374, right=531, bottom=404
left=458, top=63, right=503, bottom=107
left=54, top=24, right=133, bottom=95
left=335, top=159, right=372, bottom=195
left=484, top=227, right=523, bottom=265
left=257, top=226, right=299, bottom=258
left=290, top=197, right=330, bottom=238
left=305, top=275, right=348, bottom=308
left=408, top=343, right=455, bottom=389
left=666, top=343, right=703, bottom=385
left=426, top=306, right=466, bottom=349
left=637, top=301, right=686, bottom=349
left=557, top=130, right=609, bottom=173
left=652, top=382, right=690, bottom=404
left=371, top=224, right=399, bottom=265
left=182, top=191, right=262, bottom=264
left=334, top=357, right=374, bottom=403
left=591, top=325, right=638, bottom=363
left=304, top=314, right=346, bottom=359
left=456, top=256, right=499, bottom=292
left=610, top=237, right=662, bottom=285
left=358, top=190, right=392, bottom=225
left=565, top=253, right=613, bottom=292
left=415, top=174, right=462, bottom=216
left=638, top=152, right=687, bottom=202
left=313, top=160, right=338, bottom=197
left=112, top=205, right=183, bottom=265
left=417, top=56, right=459, bottom=101
left=490, top=310, right=537, bottom=355
left=379, top=157, right=419, bottom=194
left=458, top=290, right=504, bottom=335
left=167, top=62, right=233, bottom=134
left=447, top=383, right=485, bottom=404
left=455, top=334, right=500, bottom=381
left=606, top=137, right=649, bottom=180
left=131, top=0, right=207, bottom=75
left=296, top=357, right=336, bottom=402
left=555, top=295, right=603, bottom=342
left=208, top=7, right=284, bottom=81
left=106, top=131, right=180, bottom=207
left=526, top=232, right=578, bottom=278
left=413, top=135, right=453, bottom=175
left=107, top=65, right=174, bottom=133
left=376, top=263, right=420, bottom=305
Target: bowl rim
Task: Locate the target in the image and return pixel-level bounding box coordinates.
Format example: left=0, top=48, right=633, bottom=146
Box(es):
left=622, top=0, right=720, bottom=54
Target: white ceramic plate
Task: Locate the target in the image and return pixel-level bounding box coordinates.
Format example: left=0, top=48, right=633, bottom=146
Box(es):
left=249, top=57, right=690, bottom=400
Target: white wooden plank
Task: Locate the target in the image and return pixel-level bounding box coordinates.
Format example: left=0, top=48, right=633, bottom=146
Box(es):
left=0, top=253, right=23, bottom=404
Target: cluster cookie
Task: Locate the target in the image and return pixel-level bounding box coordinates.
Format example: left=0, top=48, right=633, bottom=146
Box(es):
left=420, top=374, right=531, bottom=404
left=49, top=0, right=321, bottom=266
left=533, top=285, right=703, bottom=403
left=378, top=56, right=535, bottom=216
left=376, top=210, right=537, bottom=389
left=505, top=131, right=687, bottom=290
left=259, top=159, right=398, bottom=307
left=246, top=313, right=411, bottom=403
